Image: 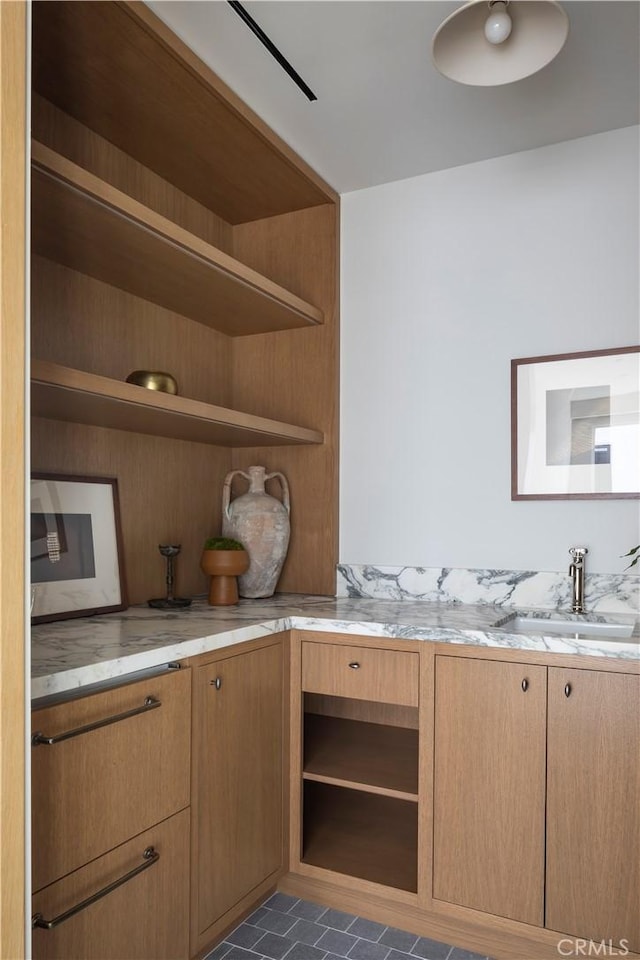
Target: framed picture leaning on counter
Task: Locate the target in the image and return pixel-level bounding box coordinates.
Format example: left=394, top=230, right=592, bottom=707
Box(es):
left=30, top=473, right=127, bottom=623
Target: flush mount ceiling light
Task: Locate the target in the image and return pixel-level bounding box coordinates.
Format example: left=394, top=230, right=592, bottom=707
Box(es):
left=432, top=0, right=569, bottom=86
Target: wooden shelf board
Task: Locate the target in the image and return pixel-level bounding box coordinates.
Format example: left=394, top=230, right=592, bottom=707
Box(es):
left=304, top=715, right=419, bottom=799
left=31, top=360, right=323, bottom=448
left=32, top=1, right=337, bottom=224
left=302, top=782, right=418, bottom=893
left=31, top=143, right=324, bottom=338
left=302, top=772, right=418, bottom=804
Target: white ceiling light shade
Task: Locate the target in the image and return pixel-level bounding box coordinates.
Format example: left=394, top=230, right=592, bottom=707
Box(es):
left=432, top=0, right=569, bottom=86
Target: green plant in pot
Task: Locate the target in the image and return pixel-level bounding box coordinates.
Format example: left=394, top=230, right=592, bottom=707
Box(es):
left=200, top=537, right=249, bottom=606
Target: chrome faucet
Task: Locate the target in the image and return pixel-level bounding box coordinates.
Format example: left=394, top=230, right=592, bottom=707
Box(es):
left=568, top=546, right=589, bottom=614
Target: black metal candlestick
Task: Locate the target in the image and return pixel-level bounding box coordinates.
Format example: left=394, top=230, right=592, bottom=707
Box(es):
left=148, top=544, right=192, bottom=609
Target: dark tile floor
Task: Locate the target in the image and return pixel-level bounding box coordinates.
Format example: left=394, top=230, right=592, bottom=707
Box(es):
left=206, top=894, right=493, bottom=960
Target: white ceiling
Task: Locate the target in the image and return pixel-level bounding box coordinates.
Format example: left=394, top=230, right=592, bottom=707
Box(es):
left=147, top=1, right=640, bottom=194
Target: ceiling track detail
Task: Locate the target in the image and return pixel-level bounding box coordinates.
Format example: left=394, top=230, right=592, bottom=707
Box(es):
left=227, top=0, right=318, bottom=102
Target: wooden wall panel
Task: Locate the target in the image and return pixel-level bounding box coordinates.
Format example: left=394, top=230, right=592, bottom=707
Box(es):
left=231, top=205, right=339, bottom=596
left=0, top=3, right=26, bottom=958
left=32, top=95, right=233, bottom=252
left=31, top=419, right=229, bottom=604
left=31, top=257, right=232, bottom=408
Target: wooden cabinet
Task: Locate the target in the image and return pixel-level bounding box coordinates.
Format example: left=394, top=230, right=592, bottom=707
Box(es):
left=433, top=656, right=547, bottom=925
left=31, top=666, right=191, bottom=960
left=30, top=1, right=339, bottom=603
left=31, top=810, right=190, bottom=960
left=294, top=633, right=420, bottom=895
left=190, top=639, right=286, bottom=954
left=432, top=654, right=639, bottom=952
left=546, top=668, right=640, bottom=951
left=301, top=640, right=419, bottom=706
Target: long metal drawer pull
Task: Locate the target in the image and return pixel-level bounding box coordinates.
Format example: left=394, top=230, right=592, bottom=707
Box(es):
left=32, top=847, right=159, bottom=930
left=31, top=696, right=161, bottom=746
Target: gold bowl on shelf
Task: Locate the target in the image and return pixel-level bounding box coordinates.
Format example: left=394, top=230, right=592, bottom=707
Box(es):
left=125, top=370, right=178, bottom=394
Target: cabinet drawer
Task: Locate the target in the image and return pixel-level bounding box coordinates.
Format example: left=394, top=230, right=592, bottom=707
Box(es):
left=32, top=808, right=190, bottom=960
left=32, top=667, right=191, bottom=891
left=301, top=641, right=419, bottom=706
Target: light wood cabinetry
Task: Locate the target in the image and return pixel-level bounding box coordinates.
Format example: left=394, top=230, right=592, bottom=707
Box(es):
left=31, top=809, right=190, bottom=960
left=294, top=633, right=420, bottom=896
left=431, top=652, right=640, bottom=952
left=29, top=632, right=640, bottom=960
left=30, top=1, right=339, bottom=603
left=287, top=639, right=639, bottom=960
left=31, top=666, right=191, bottom=960
left=190, top=638, right=286, bottom=955
left=302, top=640, right=419, bottom=706
left=304, top=713, right=419, bottom=801
left=546, top=668, right=640, bottom=952
left=433, top=656, right=547, bottom=926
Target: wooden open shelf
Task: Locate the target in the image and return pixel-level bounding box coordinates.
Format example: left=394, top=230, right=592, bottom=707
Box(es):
left=303, top=782, right=418, bottom=893
left=32, top=1, right=336, bottom=224
left=303, top=715, right=419, bottom=802
left=31, top=143, right=324, bottom=338
left=31, top=360, right=324, bottom=448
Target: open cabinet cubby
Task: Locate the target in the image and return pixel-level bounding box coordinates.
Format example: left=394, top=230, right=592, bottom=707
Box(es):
left=302, top=781, right=418, bottom=893
left=301, top=695, right=419, bottom=892
left=304, top=714, right=419, bottom=800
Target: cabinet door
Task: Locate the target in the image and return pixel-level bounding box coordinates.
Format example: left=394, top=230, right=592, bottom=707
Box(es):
left=32, top=808, right=189, bottom=960
left=546, top=668, right=640, bottom=951
left=193, top=642, right=284, bottom=941
left=433, top=656, right=546, bottom=925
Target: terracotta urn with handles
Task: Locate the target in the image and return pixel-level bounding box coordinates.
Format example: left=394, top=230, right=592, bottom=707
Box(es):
left=222, top=466, right=290, bottom=598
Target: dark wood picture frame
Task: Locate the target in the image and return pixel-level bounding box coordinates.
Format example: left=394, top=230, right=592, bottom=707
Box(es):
left=30, top=473, right=128, bottom=623
left=511, top=345, right=640, bottom=501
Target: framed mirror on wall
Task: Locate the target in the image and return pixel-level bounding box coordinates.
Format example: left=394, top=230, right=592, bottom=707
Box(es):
left=511, top=345, right=640, bottom=500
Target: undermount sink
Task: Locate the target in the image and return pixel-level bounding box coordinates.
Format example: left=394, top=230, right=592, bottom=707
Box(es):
left=495, top=613, right=636, bottom=641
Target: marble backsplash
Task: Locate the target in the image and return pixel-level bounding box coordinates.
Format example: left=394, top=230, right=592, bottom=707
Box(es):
left=336, top=564, right=640, bottom=615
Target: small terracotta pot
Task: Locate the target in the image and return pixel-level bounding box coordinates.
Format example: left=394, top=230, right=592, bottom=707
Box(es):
left=200, top=549, right=249, bottom=605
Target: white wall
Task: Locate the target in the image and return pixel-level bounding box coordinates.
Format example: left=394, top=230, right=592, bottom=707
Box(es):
left=340, top=127, right=640, bottom=575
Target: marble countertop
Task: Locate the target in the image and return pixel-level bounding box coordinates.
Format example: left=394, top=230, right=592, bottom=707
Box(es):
left=31, top=595, right=639, bottom=700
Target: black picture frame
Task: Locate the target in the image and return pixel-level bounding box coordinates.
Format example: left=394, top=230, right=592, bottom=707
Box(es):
left=31, top=473, right=128, bottom=623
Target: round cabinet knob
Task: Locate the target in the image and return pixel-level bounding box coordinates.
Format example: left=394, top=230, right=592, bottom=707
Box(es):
left=564, top=682, right=572, bottom=698
left=210, top=677, right=222, bottom=690
left=521, top=678, right=529, bottom=692
left=348, top=662, right=360, bottom=670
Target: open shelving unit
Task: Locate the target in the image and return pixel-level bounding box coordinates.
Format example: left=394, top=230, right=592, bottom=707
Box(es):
left=32, top=1, right=331, bottom=225
left=303, top=781, right=418, bottom=893
left=30, top=0, right=339, bottom=602
left=304, top=714, right=419, bottom=801
left=31, top=360, right=324, bottom=447
left=301, top=698, right=419, bottom=892
left=32, top=144, right=324, bottom=338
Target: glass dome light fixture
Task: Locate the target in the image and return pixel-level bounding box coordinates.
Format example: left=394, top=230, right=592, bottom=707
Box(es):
left=432, top=0, right=569, bottom=86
